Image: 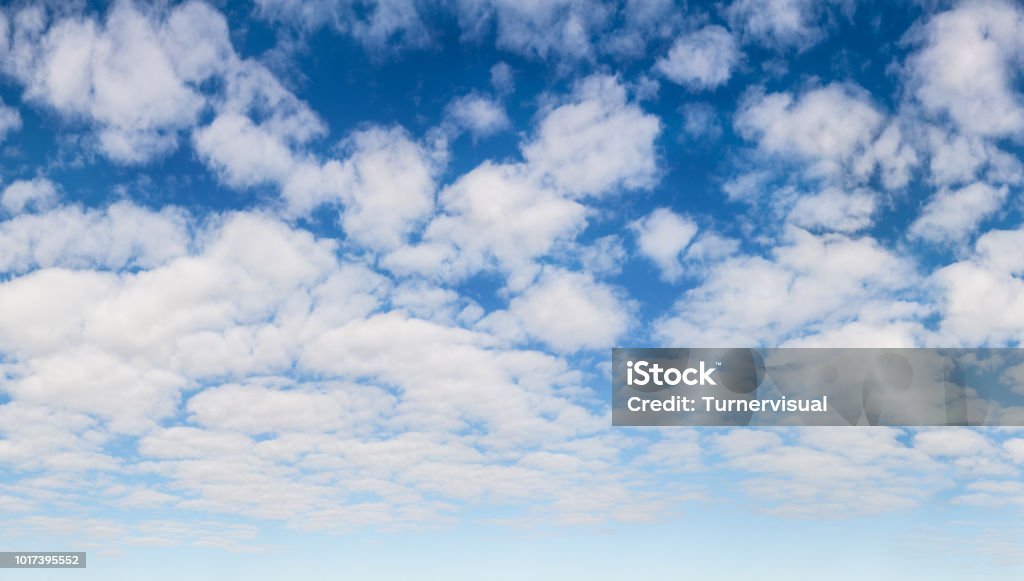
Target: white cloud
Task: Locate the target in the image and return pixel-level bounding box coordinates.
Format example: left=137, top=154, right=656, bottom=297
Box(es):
left=735, top=83, right=884, bottom=177
left=0, top=211, right=341, bottom=432
left=159, top=1, right=235, bottom=83
left=909, top=182, right=1008, bottom=244
left=2, top=0, right=323, bottom=169
left=522, top=74, right=661, bottom=197
left=933, top=227, right=1024, bottom=345
left=630, top=207, right=699, bottom=282
left=288, top=126, right=438, bottom=250
left=1005, top=439, right=1024, bottom=464
left=1, top=178, right=58, bottom=214
left=0, top=401, right=115, bottom=473
left=722, top=170, right=772, bottom=203
left=193, top=113, right=298, bottom=188
left=975, top=228, right=1024, bottom=275
left=684, top=232, right=740, bottom=263
left=854, top=123, right=918, bottom=189
left=10, top=344, right=188, bottom=433
left=198, top=116, right=435, bottom=253
left=492, top=267, right=633, bottom=353
left=138, top=426, right=253, bottom=460
left=216, top=59, right=326, bottom=146
left=915, top=429, right=999, bottom=457
left=725, top=0, right=837, bottom=49
left=490, top=61, right=515, bottom=94
left=445, top=93, right=510, bottom=137
left=186, top=381, right=395, bottom=435
left=680, top=102, right=721, bottom=140
left=300, top=310, right=605, bottom=440
left=788, top=187, right=876, bottom=233
left=8, top=515, right=262, bottom=551
left=0, top=97, right=21, bottom=141
left=577, top=234, right=627, bottom=276
left=654, top=26, right=740, bottom=90
left=710, top=428, right=947, bottom=517
left=386, top=74, right=657, bottom=285
left=391, top=161, right=587, bottom=284
left=459, top=0, right=609, bottom=61
left=7, top=2, right=229, bottom=163
left=329, top=127, right=438, bottom=250
left=0, top=201, right=190, bottom=273
left=656, top=227, right=924, bottom=346
left=922, top=128, right=1022, bottom=187
left=0, top=204, right=678, bottom=530
left=905, top=0, right=1024, bottom=138
left=255, top=0, right=433, bottom=52
left=632, top=429, right=703, bottom=472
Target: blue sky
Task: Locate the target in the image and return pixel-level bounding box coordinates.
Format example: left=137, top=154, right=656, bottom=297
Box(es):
left=2, top=0, right=1024, bottom=578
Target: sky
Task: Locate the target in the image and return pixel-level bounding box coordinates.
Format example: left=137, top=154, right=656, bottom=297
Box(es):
left=1, top=0, right=1024, bottom=578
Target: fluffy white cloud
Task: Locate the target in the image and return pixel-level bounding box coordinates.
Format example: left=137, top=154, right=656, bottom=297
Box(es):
left=906, top=0, right=1024, bottom=138
left=1005, top=438, right=1024, bottom=464
left=389, top=161, right=586, bottom=284
left=458, top=0, right=610, bottom=61
left=190, top=53, right=329, bottom=192
left=186, top=381, right=395, bottom=435
left=485, top=268, right=633, bottom=353
left=215, top=59, right=326, bottom=146
left=630, top=207, right=698, bottom=282
left=654, top=26, right=740, bottom=90
left=909, top=182, right=1008, bottom=244
left=387, top=75, right=658, bottom=286
left=711, top=428, right=948, bottom=516
left=445, top=93, right=510, bottom=137
left=915, top=429, right=1017, bottom=477
left=854, top=123, right=918, bottom=189
left=1, top=0, right=323, bottom=169
left=0, top=204, right=676, bottom=531
left=725, top=0, right=837, bottom=49
left=0, top=212, right=344, bottom=430
left=0, top=97, right=21, bottom=141
left=138, top=426, right=253, bottom=459
left=915, top=429, right=1000, bottom=457
left=0, top=178, right=58, bottom=214
left=656, top=227, right=924, bottom=346
left=5, top=1, right=230, bottom=163
left=0, top=202, right=190, bottom=273
left=933, top=227, right=1024, bottom=345
left=788, top=187, right=876, bottom=233
left=199, top=116, right=435, bottom=252
left=308, top=127, right=438, bottom=251
left=683, top=232, right=740, bottom=264
left=193, top=113, right=298, bottom=188
left=522, top=75, right=661, bottom=197
left=254, top=0, right=433, bottom=52
left=922, top=128, right=1021, bottom=187
left=577, top=234, right=627, bottom=276
left=735, top=83, right=884, bottom=177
